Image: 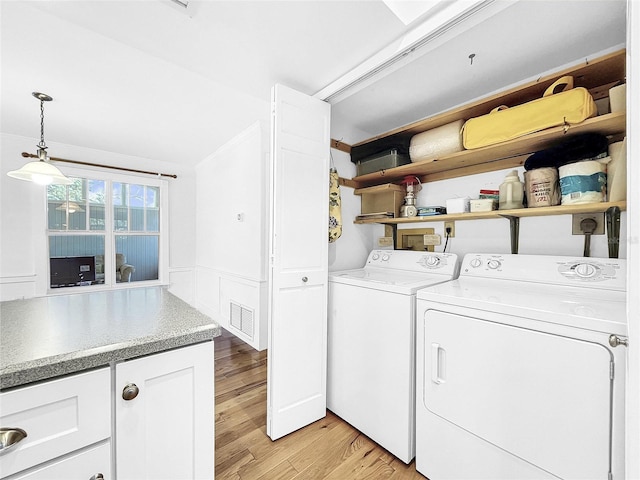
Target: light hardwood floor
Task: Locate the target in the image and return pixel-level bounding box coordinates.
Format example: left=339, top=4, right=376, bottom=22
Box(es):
left=215, top=328, right=427, bottom=479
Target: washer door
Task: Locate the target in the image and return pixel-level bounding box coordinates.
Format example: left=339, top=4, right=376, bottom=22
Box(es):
left=423, top=310, right=612, bottom=480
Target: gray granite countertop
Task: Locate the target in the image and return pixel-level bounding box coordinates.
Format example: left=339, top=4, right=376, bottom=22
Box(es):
left=0, top=286, right=220, bottom=390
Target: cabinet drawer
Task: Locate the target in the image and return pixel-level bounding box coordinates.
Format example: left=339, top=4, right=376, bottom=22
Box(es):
left=0, top=368, right=111, bottom=479
left=10, top=441, right=111, bottom=480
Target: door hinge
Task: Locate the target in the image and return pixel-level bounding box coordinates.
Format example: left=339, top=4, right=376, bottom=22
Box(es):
left=610, top=362, right=615, bottom=380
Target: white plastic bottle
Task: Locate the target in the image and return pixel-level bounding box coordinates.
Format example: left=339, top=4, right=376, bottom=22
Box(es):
left=499, top=170, right=524, bottom=210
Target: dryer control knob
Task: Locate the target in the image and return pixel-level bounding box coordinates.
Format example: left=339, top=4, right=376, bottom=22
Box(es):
left=487, top=259, right=501, bottom=270
left=469, top=258, right=482, bottom=268
left=575, top=263, right=597, bottom=278
left=382, top=254, right=390, bottom=261
left=372, top=253, right=380, bottom=261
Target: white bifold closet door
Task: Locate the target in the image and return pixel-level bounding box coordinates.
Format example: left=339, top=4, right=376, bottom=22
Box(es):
left=267, top=84, right=330, bottom=440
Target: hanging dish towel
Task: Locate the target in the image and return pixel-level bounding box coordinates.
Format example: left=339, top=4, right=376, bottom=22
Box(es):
left=329, top=169, right=342, bottom=242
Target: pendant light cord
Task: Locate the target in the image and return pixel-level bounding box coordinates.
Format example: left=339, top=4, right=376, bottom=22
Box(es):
left=38, top=99, right=47, bottom=150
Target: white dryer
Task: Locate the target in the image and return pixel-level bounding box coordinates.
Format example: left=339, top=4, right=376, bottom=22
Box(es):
left=328, top=249, right=459, bottom=464
left=415, top=253, right=627, bottom=480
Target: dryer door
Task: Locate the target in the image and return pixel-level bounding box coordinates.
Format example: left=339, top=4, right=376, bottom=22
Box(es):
left=423, top=310, right=612, bottom=480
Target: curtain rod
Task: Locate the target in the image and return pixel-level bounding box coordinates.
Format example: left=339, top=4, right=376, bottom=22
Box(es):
left=21, top=152, right=178, bottom=179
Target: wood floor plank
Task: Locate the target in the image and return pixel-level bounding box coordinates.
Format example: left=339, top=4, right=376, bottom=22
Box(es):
left=215, top=328, right=426, bottom=480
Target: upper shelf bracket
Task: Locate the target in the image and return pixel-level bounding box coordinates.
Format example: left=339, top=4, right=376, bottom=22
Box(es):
left=499, top=215, right=520, bottom=254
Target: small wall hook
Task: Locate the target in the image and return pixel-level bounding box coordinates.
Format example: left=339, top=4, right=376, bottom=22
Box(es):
left=469, top=53, right=476, bottom=65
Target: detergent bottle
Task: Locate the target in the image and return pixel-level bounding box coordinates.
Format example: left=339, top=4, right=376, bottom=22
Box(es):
left=499, top=170, right=524, bottom=210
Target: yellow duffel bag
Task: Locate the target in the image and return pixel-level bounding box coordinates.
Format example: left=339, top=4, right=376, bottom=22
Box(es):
left=462, top=76, right=598, bottom=150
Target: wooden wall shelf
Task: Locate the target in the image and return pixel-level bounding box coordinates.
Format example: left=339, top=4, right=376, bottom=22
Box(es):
left=355, top=201, right=625, bottom=258
left=351, top=112, right=625, bottom=188
left=353, top=201, right=626, bottom=225
left=348, top=49, right=626, bottom=189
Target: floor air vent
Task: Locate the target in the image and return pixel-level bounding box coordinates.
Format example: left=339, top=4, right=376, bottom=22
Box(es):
left=230, top=302, right=254, bottom=339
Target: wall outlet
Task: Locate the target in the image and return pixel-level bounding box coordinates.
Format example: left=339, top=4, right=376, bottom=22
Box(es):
left=572, top=213, right=605, bottom=235
left=423, top=234, right=442, bottom=246
left=444, top=221, right=455, bottom=238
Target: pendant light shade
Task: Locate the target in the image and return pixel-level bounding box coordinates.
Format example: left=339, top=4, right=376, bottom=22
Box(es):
left=7, top=92, right=72, bottom=185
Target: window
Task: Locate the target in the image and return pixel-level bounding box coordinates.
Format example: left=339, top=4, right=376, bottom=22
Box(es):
left=46, top=172, right=167, bottom=290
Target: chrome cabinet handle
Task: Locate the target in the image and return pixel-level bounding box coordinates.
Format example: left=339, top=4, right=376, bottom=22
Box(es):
left=609, top=335, right=628, bottom=348
left=89, top=474, right=104, bottom=480
left=302, top=276, right=308, bottom=283
left=122, top=383, right=140, bottom=400
left=0, top=428, right=27, bottom=455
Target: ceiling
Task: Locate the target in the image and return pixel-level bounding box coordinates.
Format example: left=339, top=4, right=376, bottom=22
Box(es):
left=0, top=1, right=627, bottom=168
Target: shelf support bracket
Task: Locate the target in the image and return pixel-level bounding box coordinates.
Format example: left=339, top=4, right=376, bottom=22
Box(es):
left=500, top=215, right=520, bottom=254
left=606, top=206, right=621, bottom=258
left=387, top=224, right=398, bottom=249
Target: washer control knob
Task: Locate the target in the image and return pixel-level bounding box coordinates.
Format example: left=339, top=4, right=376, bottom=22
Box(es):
left=487, top=259, right=501, bottom=270
left=575, top=263, right=597, bottom=278
left=425, top=256, right=440, bottom=267
left=382, top=254, right=390, bottom=261
left=372, top=253, right=380, bottom=261
left=469, top=258, right=482, bottom=268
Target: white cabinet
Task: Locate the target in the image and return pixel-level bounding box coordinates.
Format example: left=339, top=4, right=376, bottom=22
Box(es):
left=0, top=368, right=111, bottom=479
left=115, top=341, right=214, bottom=480
left=1, top=341, right=215, bottom=480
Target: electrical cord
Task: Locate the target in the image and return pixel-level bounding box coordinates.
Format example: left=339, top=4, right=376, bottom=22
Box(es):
left=443, top=226, right=452, bottom=253
left=580, top=217, right=597, bottom=257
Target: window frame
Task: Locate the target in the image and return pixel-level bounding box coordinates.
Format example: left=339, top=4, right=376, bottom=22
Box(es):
left=43, top=165, right=169, bottom=294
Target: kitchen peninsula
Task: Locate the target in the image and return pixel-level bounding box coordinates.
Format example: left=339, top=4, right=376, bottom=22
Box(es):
left=0, top=286, right=220, bottom=480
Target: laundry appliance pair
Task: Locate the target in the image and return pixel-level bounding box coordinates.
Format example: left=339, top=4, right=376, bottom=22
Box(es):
left=328, top=249, right=627, bottom=480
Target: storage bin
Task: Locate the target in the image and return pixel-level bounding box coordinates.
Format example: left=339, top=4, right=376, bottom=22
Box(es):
left=350, top=137, right=410, bottom=164
left=446, top=197, right=470, bottom=214
left=355, top=183, right=406, bottom=218
left=470, top=198, right=497, bottom=212
left=355, top=149, right=411, bottom=176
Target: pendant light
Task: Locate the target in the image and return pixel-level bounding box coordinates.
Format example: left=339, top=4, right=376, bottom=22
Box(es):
left=7, top=92, right=72, bottom=185
left=55, top=201, right=84, bottom=213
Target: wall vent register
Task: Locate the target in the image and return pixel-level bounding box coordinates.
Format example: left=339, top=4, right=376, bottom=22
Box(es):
left=230, top=302, right=254, bottom=339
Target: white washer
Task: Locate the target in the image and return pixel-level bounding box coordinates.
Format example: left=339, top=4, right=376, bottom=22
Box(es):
left=415, top=253, right=627, bottom=480
left=328, top=249, right=459, bottom=463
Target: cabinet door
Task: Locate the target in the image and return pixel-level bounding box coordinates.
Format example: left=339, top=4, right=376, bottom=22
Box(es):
left=267, top=84, right=330, bottom=440
left=115, top=341, right=214, bottom=480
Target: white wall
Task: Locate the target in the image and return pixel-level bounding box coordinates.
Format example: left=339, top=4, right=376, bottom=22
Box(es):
left=0, top=133, right=198, bottom=302
left=193, top=121, right=270, bottom=350
left=328, top=114, right=379, bottom=271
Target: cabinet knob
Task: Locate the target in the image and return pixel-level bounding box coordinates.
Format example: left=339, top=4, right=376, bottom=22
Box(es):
left=89, top=474, right=104, bottom=480
left=302, top=276, right=308, bottom=283
left=122, top=383, right=140, bottom=401
left=0, top=427, right=27, bottom=455
left=609, top=334, right=628, bottom=348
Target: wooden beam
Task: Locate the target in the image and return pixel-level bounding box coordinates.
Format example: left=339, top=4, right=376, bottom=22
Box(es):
left=331, top=138, right=351, bottom=153
left=338, top=177, right=361, bottom=189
